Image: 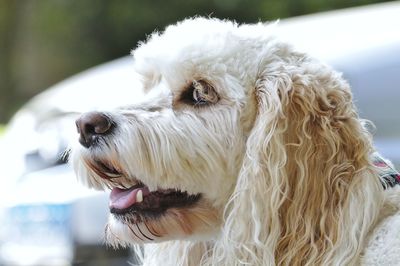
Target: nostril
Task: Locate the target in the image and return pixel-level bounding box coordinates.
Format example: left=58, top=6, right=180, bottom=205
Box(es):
left=75, top=112, right=113, bottom=148
left=93, top=118, right=112, bottom=135
left=83, top=123, right=96, bottom=135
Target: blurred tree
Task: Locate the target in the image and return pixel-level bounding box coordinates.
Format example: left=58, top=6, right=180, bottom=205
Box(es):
left=0, top=1, right=23, bottom=122
left=0, top=0, right=392, bottom=123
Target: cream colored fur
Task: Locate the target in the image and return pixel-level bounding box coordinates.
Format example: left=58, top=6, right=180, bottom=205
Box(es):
left=72, top=18, right=400, bottom=265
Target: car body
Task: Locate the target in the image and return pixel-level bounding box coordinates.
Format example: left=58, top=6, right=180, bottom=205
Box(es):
left=0, top=57, right=144, bottom=265
left=0, top=2, right=399, bottom=265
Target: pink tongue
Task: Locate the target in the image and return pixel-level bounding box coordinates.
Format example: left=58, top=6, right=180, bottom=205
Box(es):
left=109, top=186, right=150, bottom=210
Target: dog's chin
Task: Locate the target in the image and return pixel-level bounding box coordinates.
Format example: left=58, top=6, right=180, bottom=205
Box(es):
left=105, top=198, right=220, bottom=247
left=83, top=158, right=221, bottom=246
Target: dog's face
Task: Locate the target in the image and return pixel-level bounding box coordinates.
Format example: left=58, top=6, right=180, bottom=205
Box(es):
left=73, top=18, right=265, bottom=246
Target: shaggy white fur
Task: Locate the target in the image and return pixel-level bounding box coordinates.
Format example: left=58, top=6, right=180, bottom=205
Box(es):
left=72, top=18, right=400, bottom=265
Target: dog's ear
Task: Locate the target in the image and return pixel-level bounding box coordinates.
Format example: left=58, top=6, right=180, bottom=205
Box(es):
left=217, top=59, right=383, bottom=265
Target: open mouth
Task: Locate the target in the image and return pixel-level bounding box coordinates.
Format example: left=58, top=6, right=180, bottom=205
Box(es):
left=81, top=158, right=221, bottom=244
left=109, top=182, right=201, bottom=222
left=87, top=159, right=202, bottom=222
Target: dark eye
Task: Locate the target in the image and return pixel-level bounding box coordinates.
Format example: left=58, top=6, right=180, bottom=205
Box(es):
left=181, top=80, right=219, bottom=106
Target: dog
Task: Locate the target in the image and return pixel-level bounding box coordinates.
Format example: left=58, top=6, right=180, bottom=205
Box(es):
left=72, top=18, right=400, bottom=265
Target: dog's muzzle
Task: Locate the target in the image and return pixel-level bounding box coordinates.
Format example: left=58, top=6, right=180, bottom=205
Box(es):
left=76, top=111, right=113, bottom=148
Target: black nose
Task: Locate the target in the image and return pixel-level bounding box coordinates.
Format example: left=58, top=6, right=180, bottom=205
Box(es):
left=76, top=112, right=113, bottom=148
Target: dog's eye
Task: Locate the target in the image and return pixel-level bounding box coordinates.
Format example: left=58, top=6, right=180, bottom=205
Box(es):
left=181, top=80, right=219, bottom=106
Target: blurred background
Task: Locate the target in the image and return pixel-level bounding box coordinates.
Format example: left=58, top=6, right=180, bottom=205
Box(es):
left=0, top=0, right=399, bottom=265
left=0, top=0, right=395, bottom=124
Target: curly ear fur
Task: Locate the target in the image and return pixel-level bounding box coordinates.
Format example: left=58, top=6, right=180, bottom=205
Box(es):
left=216, top=55, right=384, bottom=265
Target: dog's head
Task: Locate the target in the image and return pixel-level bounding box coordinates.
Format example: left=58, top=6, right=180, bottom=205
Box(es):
left=72, top=18, right=381, bottom=263
left=73, top=18, right=257, bottom=245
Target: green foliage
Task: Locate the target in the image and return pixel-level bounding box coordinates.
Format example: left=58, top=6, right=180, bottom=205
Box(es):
left=0, top=0, right=392, bottom=123
left=0, top=125, right=5, bottom=136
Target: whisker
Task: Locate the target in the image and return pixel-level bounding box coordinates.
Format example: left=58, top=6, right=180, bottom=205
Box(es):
left=137, top=223, right=154, bottom=241
left=104, top=223, right=123, bottom=248
left=127, top=224, right=144, bottom=242
left=59, top=148, right=71, bottom=163
left=144, top=222, right=162, bottom=238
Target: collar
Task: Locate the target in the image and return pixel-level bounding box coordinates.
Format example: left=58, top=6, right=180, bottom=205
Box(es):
left=372, top=153, right=400, bottom=189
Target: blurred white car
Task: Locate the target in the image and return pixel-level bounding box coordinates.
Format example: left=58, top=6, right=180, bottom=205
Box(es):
left=0, top=57, right=144, bottom=265
left=0, top=2, right=399, bottom=265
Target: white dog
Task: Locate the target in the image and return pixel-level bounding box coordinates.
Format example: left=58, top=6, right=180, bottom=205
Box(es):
left=72, top=18, right=400, bottom=265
